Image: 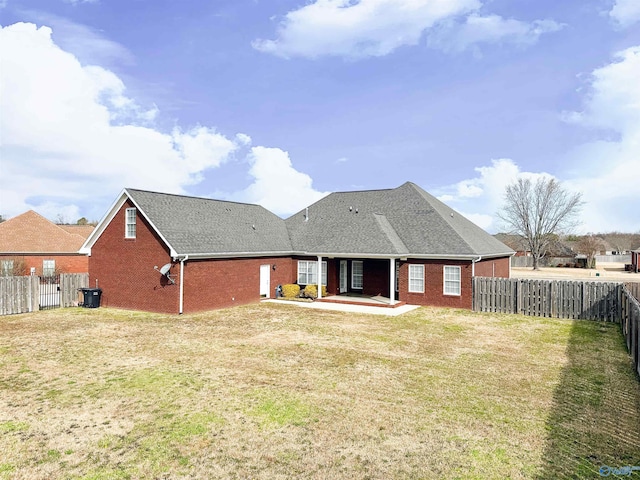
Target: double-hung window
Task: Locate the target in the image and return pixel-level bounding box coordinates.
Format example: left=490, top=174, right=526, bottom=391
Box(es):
left=351, top=260, right=363, bottom=289
left=443, top=266, right=461, bottom=295
left=297, top=261, right=327, bottom=285
left=408, top=264, right=424, bottom=293
left=43, top=259, right=55, bottom=277
left=125, top=208, right=137, bottom=239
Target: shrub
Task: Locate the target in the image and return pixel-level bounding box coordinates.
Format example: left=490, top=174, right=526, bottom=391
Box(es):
left=282, top=284, right=300, bottom=298
left=302, top=284, right=327, bottom=299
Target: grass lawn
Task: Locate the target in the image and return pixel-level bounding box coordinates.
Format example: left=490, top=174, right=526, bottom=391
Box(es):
left=0, top=303, right=639, bottom=479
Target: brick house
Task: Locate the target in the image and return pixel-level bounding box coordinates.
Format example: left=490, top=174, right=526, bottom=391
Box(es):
left=0, top=210, right=93, bottom=276
left=81, top=182, right=514, bottom=314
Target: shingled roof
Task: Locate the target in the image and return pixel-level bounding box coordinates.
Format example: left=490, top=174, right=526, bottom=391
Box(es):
left=84, top=183, right=513, bottom=260
left=0, top=210, right=92, bottom=253
left=122, top=189, right=292, bottom=257
left=285, top=182, right=513, bottom=258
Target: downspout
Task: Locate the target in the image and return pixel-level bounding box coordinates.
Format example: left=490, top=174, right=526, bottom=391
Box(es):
left=179, top=255, right=189, bottom=314
left=472, top=256, right=482, bottom=277
left=389, top=257, right=396, bottom=306
left=317, top=255, right=322, bottom=299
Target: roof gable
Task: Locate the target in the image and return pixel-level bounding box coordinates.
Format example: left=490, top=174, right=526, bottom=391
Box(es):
left=84, top=189, right=292, bottom=257
left=0, top=210, right=91, bottom=253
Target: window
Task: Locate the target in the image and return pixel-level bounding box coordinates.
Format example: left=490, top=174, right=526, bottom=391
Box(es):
left=43, top=260, right=55, bottom=277
left=444, top=266, right=461, bottom=295
left=351, top=260, right=363, bottom=289
left=1, top=260, right=14, bottom=276
left=125, top=208, right=137, bottom=238
left=297, top=261, right=327, bottom=285
left=408, top=264, right=424, bottom=293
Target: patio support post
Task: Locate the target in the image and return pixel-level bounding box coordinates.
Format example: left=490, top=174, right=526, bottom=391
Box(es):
left=317, top=255, right=322, bottom=299
left=389, top=258, right=396, bottom=306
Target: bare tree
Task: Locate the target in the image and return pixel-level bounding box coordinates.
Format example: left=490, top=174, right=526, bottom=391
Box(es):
left=576, top=235, right=605, bottom=269
left=498, top=177, right=583, bottom=270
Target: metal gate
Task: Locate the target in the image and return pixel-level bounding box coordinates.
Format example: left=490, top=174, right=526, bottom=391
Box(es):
left=40, top=274, right=60, bottom=310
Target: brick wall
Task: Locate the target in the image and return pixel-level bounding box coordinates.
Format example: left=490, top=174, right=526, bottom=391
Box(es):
left=0, top=254, right=88, bottom=275
left=89, top=200, right=179, bottom=313
left=182, top=257, right=294, bottom=313
left=474, top=256, right=511, bottom=278
left=89, top=200, right=296, bottom=314
left=398, top=259, right=474, bottom=309
left=362, top=259, right=390, bottom=297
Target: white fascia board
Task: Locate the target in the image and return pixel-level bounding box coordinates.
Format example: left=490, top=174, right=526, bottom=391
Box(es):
left=173, top=251, right=293, bottom=260
left=79, top=189, right=128, bottom=255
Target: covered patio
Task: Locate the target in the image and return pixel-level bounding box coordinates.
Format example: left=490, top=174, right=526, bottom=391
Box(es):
left=318, top=292, right=406, bottom=308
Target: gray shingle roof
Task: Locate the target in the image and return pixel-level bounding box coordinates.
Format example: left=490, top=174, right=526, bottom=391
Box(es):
left=285, top=182, right=514, bottom=258
left=125, top=189, right=292, bottom=256
left=121, top=182, right=513, bottom=259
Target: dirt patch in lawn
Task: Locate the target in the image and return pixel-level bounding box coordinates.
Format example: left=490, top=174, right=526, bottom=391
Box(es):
left=0, top=304, right=638, bottom=479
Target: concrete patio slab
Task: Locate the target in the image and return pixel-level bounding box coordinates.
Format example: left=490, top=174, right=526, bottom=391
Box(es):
left=263, top=299, right=420, bottom=316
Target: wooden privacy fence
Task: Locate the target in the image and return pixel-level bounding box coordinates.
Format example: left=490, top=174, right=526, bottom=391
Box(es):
left=625, top=282, right=640, bottom=302
left=0, top=275, right=39, bottom=315
left=473, top=277, right=621, bottom=322
left=0, top=273, right=89, bottom=315
left=621, top=285, right=640, bottom=378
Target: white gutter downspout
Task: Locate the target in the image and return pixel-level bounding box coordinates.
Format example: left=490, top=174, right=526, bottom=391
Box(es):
left=389, top=258, right=396, bottom=306
left=317, top=255, right=322, bottom=299
left=179, top=255, right=189, bottom=314
left=472, top=256, right=482, bottom=277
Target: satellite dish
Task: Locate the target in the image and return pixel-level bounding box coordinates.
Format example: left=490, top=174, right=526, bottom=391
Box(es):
left=154, top=263, right=175, bottom=284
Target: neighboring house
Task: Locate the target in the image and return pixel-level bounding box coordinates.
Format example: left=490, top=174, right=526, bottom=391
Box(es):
left=81, top=182, right=514, bottom=314
left=631, top=250, right=640, bottom=273
left=0, top=210, right=93, bottom=276
left=494, top=234, right=530, bottom=257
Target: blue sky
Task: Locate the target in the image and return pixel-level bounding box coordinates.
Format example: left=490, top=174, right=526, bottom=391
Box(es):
left=1, top=0, right=639, bottom=233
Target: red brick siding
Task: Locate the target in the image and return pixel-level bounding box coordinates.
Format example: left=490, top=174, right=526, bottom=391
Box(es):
left=0, top=254, right=88, bottom=275
left=182, top=257, right=293, bottom=313
left=89, top=200, right=179, bottom=313
left=90, top=200, right=296, bottom=314
left=474, top=257, right=511, bottom=278
left=362, top=260, right=389, bottom=297
left=398, top=259, right=474, bottom=309
left=326, top=260, right=338, bottom=295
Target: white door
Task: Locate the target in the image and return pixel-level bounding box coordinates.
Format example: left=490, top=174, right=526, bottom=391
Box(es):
left=339, top=260, right=347, bottom=293
left=260, top=264, right=271, bottom=298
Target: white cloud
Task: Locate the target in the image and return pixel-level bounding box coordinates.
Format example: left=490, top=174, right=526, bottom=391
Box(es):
left=235, top=147, right=329, bottom=216
left=435, top=158, right=551, bottom=233
left=21, top=12, right=134, bottom=66
left=438, top=45, right=640, bottom=234
left=567, top=46, right=640, bottom=135
left=561, top=45, right=640, bottom=232
left=253, top=0, right=479, bottom=58
left=609, top=0, right=640, bottom=28
left=428, top=14, right=564, bottom=54
left=252, top=0, right=561, bottom=59
left=0, top=22, right=239, bottom=220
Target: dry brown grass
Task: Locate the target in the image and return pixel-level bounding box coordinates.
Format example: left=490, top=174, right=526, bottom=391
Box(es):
left=0, top=304, right=638, bottom=479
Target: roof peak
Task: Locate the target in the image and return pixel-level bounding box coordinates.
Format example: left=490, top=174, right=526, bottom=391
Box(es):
left=124, top=188, right=265, bottom=209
